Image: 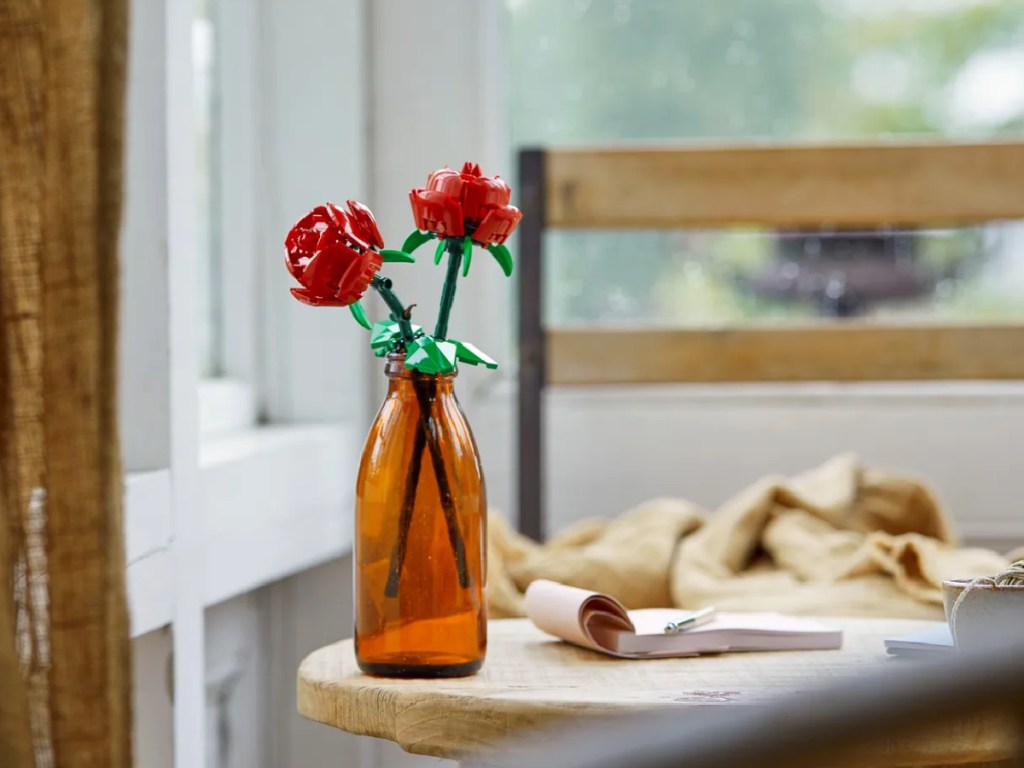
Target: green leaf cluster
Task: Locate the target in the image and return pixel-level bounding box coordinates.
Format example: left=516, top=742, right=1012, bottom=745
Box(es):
left=368, top=319, right=497, bottom=375
left=405, top=336, right=499, bottom=375
left=347, top=228, right=512, bottom=372
left=403, top=228, right=514, bottom=278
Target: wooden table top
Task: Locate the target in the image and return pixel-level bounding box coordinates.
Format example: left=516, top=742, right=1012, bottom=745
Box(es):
left=297, top=617, right=1016, bottom=765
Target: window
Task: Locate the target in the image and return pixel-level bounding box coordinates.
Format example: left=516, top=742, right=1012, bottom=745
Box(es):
left=120, top=0, right=366, bottom=760
left=508, top=0, right=1024, bottom=328
left=507, top=0, right=1024, bottom=539
left=193, top=0, right=222, bottom=379
left=120, top=0, right=365, bottom=616
left=193, top=0, right=262, bottom=436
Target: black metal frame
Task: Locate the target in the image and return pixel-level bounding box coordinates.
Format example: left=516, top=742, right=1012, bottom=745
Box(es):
left=516, top=149, right=546, bottom=541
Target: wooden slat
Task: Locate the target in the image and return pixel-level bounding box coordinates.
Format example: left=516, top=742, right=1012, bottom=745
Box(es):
left=546, top=142, right=1024, bottom=229
left=547, top=325, right=1024, bottom=384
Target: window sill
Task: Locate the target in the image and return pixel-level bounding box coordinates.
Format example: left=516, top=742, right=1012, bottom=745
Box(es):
left=126, top=423, right=356, bottom=637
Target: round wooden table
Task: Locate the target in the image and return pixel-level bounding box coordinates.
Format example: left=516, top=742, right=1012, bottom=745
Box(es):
left=297, top=617, right=1016, bottom=766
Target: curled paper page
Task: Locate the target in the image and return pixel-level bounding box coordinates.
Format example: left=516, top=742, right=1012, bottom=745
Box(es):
left=524, top=580, right=657, bottom=658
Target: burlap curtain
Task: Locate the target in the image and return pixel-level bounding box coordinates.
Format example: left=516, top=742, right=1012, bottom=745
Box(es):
left=0, top=1, right=133, bottom=766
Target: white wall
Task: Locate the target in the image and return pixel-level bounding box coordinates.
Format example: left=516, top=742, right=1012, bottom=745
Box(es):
left=475, top=384, right=1024, bottom=551
left=264, top=557, right=365, bottom=768
left=197, top=557, right=449, bottom=768
left=259, top=0, right=368, bottom=425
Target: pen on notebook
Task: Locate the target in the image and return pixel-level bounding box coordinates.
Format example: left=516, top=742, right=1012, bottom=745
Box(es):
left=664, top=606, right=716, bottom=634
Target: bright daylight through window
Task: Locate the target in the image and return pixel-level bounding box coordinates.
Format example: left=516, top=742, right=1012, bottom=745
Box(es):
left=194, top=0, right=220, bottom=377
left=509, top=0, right=1024, bottom=326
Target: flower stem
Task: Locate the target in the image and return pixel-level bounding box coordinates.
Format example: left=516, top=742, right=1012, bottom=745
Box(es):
left=374, top=253, right=472, bottom=596
left=433, top=238, right=464, bottom=340
left=371, top=274, right=415, bottom=342
left=384, top=377, right=471, bottom=598
left=384, top=423, right=425, bottom=599
left=412, top=378, right=470, bottom=589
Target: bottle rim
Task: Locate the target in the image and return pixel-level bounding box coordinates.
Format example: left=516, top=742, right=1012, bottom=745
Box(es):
left=384, top=351, right=457, bottom=380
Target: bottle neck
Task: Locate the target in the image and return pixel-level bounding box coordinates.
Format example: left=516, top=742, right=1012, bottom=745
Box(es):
left=384, top=353, right=457, bottom=395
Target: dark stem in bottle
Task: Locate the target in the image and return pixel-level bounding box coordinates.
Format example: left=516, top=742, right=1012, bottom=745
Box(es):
left=384, top=424, right=426, bottom=598
left=373, top=250, right=470, bottom=596
left=413, top=379, right=471, bottom=588
left=384, top=376, right=471, bottom=597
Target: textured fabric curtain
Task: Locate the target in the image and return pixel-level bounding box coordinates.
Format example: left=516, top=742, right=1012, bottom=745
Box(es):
left=0, top=1, right=133, bottom=766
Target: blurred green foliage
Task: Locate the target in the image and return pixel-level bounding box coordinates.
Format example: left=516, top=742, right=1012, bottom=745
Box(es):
left=508, top=0, right=1024, bottom=325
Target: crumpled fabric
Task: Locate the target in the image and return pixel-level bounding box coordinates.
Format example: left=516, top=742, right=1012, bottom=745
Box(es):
left=489, top=455, right=1010, bottom=620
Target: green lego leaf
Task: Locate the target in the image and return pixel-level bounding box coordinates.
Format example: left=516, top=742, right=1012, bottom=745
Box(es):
left=461, top=237, right=473, bottom=277
left=452, top=339, right=498, bottom=370
left=380, top=249, right=416, bottom=264
left=404, top=336, right=457, bottom=375
left=434, top=238, right=446, bottom=265
left=348, top=300, right=372, bottom=330
left=401, top=229, right=434, bottom=254
left=487, top=243, right=514, bottom=277
left=370, top=320, right=402, bottom=356
left=370, top=319, right=422, bottom=357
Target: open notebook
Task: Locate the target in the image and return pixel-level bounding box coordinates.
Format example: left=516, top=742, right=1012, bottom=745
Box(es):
left=524, top=580, right=843, bottom=659
left=884, top=624, right=955, bottom=659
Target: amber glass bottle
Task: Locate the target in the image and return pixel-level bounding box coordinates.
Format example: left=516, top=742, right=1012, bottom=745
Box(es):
left=354, top=353, right=487, bottom=677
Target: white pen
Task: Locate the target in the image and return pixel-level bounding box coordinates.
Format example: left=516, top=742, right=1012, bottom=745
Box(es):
left=664, top=606, right=716, bottom=634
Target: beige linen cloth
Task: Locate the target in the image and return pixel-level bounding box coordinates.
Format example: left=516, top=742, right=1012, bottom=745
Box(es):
left=489, top=455, right=1010, bottom=620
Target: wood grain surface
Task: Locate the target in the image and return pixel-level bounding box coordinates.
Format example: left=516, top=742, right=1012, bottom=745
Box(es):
left=297, top=618, right=1017, bottom=764
left=545, top=142, right=1024, bottom=229
left=547, top=324, right=1024, bottom=384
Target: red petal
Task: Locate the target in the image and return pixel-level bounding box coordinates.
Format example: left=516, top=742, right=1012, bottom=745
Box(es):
left=409, top=189, right=465, bottom=237
left=409, top=189, right=431, bottom=231
left=323, top=202, right=350, bottom=234
left=472, top=205, right=522, bottom=245
left=427, top=166, right=459, bottom=190
left=461, top=175, right=511, bottom=222
left=284, top=244, right=305, bottom=281
left=290, top=287, right=349, bottom=307
left=324, top=201, right=373, bottom=252
left=285, top=205, right=339, bottom=280
left=334, top=251, right=382, bottom=305
left=345, top=200, right=384, bottom=250
left=430, top=172, right=466, bottom=207
left=300, top=242, right=361, bottom=297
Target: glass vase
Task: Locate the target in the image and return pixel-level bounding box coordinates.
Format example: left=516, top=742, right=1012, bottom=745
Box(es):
left=354, top=353, right=487, bottom=677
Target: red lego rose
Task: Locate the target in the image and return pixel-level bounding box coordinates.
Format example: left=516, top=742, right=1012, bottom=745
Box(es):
left=409, top=162, right=523, bottom=245
left=285, top=201, right=383, bottom=306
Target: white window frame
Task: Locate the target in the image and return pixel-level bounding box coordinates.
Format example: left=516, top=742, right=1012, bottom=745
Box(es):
left=121, top=0, right=368, bottom=764
left=198, top=0, right=258, bottom=438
